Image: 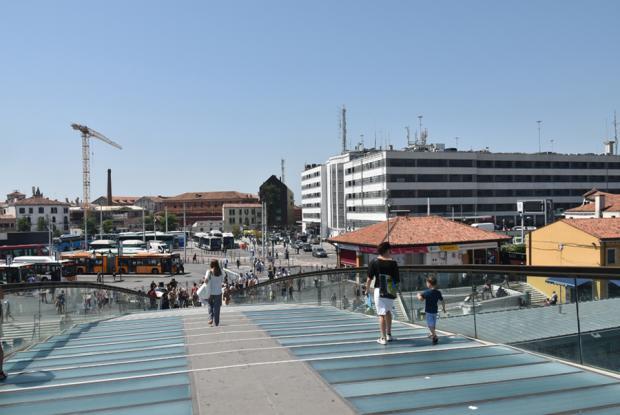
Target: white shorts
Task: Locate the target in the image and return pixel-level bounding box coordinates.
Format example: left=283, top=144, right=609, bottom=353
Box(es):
left=374, top=288, right=394, bottom=316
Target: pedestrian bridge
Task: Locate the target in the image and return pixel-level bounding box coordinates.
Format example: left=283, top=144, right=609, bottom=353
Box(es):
left=2, top=266, right=620, bottom=414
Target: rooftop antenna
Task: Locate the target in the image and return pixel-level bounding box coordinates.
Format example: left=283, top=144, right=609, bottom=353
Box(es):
left=536, top=120, right=542, bottom=153
left=455, top=136, right=459, bottom=149
left=614, top=110, right=618, bottom=156
left=417, top=115, right=423, bottom=143
left=550, top=139, right=554, bottom=153
left=374, top=131, right=377, bottom=149
left=340, top=105, right=347, bottom=154
left=405, top=126, right=411, bottom=146
left=281, top=158, right=286, bottom=184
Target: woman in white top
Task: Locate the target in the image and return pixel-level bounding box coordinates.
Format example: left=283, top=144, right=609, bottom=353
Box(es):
left=204, top=259, right=224, bottom=326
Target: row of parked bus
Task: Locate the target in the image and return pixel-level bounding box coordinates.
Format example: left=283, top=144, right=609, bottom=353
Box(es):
left=0, top=256, right=78, bottom=284
left=60, top=252, right=183, bottom=275
left=193, top=231, right=235, bottom=251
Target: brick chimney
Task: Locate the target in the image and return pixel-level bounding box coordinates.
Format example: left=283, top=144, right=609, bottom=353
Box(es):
left=107, top=169, right=113, bottom=206
left=595, top=194, right=605, bottom=218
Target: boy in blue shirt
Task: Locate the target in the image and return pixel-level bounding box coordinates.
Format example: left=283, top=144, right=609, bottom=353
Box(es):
left=417, top=275, right=445, bottom=345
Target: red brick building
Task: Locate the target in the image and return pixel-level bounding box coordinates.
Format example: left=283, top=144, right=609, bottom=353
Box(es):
left=163, top=191, right=259, bottom=224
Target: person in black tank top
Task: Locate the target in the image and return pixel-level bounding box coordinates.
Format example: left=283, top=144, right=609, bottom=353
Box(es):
left=365, top=242, right=400, bottom=345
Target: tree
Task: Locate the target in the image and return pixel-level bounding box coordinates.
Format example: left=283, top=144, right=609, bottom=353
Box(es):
left=81, top=215, right=97, bottom=236
left=147, top=212, right=179, bottom=231
left=231, top=225, right=241, bottom=239
left=102, top=219, right=114, bottom=234
left=17, top=217, right=30, bottom=232
left=160, top=213, right=178, bottom=231
left=36, top=217, right=48, bottom=232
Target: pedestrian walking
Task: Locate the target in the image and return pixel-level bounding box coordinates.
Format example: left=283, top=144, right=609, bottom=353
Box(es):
left=417, top=275, right=446, bottom=345
left=365, top=242, right=399, bottom=345
left=204, top=259, right=224, bottom=326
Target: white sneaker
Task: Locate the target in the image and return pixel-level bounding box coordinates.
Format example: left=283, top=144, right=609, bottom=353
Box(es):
left=386, top=334, right=395, bottom=342
left=377, top=337, right=387, bottom=345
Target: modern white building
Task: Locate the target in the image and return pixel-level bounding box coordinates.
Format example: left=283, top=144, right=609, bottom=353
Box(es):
left=301, top=164, right=326, bottom=235
left=14, top=196, right=70, bottom=232
left=303, top=143, right=620, bottom=235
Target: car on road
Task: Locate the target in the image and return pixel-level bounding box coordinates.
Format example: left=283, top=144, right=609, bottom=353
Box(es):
left=302, top=243, right=313, bottom=252
left=312, top=247, right=327, bottom=258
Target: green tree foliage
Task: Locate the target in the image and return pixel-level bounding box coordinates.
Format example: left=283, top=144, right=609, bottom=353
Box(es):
left=231, top=225, right=241, bottom=239
left=102, top=219, right=114, bottom=233
left=81, top=215, right=98, bottom=236
left=146, top=213, right=179, bottom=231
left=36, top=217, right=48, bottom=231
left=17, top=217, right=30, bottom=232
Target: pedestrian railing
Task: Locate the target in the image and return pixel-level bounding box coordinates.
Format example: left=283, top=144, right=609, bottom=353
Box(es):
left=230, top=264, right=620, bottom=374
left=1, top=281, right=150, bottom=358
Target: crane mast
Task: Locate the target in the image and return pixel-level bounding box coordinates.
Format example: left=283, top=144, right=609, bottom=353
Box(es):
left=71, top=123, right=122, bottom=208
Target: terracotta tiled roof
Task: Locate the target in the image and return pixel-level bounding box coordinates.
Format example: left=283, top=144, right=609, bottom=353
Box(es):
left=168, top=192, right=258, bottom=201
left=222, top=203, right=262, bottom=208
left=562, top=218, right=620, bottom=240
left=565, top=191, right=620, bottom=213
left=13, top=196, right=69, bottom=206
left=328, top=216, right=511, bottom=247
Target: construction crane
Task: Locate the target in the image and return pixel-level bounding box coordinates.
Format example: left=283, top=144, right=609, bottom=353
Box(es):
left=71, top=123, right=122, bottom=208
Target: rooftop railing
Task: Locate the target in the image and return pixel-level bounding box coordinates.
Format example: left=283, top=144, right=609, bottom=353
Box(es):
left=231, top=265, right=620, bottom=374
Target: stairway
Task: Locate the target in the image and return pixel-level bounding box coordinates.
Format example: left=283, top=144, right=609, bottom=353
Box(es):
left=509, top=281, right=548, bottom=305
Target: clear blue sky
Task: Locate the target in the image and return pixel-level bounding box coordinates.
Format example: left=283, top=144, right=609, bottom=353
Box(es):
left=1, top=0, right=619, bottom=203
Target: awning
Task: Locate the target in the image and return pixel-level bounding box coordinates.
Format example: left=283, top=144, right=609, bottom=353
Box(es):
left=609, top=280, right=620, bottom=287
left=545, top=277, right=592, bottom=288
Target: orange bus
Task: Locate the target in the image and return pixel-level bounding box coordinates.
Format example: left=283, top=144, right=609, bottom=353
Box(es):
left=61, top=252, right=182, bottom=275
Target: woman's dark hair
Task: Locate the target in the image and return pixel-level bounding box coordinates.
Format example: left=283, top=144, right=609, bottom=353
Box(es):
left=210, top=259, right=222, bottom=276
left=377, top=242, right=391, bottom=255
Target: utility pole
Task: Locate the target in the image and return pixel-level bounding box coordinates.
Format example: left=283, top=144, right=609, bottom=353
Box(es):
left=537, top=120, right=542, bottom=153
left=183, top=202, right=187, bottom=264
left=142, top=208, right=145, bottom=243
left=165, top=206, right=169, bottom=233
left=99, top=205, right=103, bottom=238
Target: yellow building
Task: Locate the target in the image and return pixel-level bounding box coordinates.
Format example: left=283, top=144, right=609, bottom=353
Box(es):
left=527, top=218, right=620, bottom=302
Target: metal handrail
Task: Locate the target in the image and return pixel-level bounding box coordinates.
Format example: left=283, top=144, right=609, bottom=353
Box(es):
left=241, top=264, right=620, bottom=291
left=2, top=281, right=148, bottom=297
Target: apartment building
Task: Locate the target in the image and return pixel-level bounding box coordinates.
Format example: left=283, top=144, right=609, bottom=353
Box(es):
left=222, top=203, right=262, bottom=232
left=303, top=145, right=620, bottom=237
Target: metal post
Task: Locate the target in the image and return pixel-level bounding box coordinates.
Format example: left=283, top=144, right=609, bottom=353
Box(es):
left=521, top=213, right=525, bottom=244
left=574, top=276, right=584, bottom=365
left=100, top=205, right=104, bottom=238
left=84, top=207, right=88, bottom=250
left=183, top=202, right=187, bottom=264
left=165, top=206, right=169, bottom=233
left=471, top=277, right=478, bottom=339
left=142, top=208, right=146, bottom=243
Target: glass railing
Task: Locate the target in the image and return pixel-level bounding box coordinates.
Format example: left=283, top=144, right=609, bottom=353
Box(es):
left=230, top=265, right=620, bottom=374
left=1, top=282, right=150, bottom=358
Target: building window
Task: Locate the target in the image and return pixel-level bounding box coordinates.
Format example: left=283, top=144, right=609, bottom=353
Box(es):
left=607, top=248, right=616, bottom=265
left=229, top=209, right=235, bottom=215
left=52, top=216, right=56, bottom=223
left=39, top=207, right=44, bottom=214
left=51, top=207, right=58, bottom=214
left=64, top=207, right=69, bottom=213
left=229, top=217, right=235, bottom=224
left=29, top=208, right=33, bottom=214
left=19, top=207, right=25, bottom=214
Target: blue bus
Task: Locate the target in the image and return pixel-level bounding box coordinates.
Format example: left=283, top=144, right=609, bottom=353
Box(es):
left=53, top=234, right=85, bottom=252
